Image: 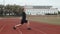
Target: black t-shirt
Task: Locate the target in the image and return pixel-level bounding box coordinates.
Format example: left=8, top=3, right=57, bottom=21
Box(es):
left=22, top=12, right=26, bottom=20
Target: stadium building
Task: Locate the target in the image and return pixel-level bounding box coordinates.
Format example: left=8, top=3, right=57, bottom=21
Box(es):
left=24, top=6, right=58, bottom=15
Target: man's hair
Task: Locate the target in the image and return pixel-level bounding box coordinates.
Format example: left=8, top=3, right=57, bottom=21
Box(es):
left=21, top=8, right=24, bottom=12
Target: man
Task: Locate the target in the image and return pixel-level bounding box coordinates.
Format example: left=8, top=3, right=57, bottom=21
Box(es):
left=13, top=8, right=31, bottom=30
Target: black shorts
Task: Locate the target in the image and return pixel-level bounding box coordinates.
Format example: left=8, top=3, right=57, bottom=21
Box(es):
left=21, top=19, right=28, bottom=24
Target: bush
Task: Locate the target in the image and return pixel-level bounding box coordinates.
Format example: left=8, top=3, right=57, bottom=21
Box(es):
left=58, top=11, right=60, bottom=14
left=45, top=13, right=57, bottom=15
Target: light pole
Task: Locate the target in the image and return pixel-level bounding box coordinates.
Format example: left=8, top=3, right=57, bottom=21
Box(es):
left=2, top=0, right=5, bottom=16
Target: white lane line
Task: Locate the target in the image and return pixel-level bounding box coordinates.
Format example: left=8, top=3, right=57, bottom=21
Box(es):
left=0, top=25, right=6, bottom=32
left=32, top=27, right=47, bottom=34
left=0, top=18, right=3, bottom=19
left=17, top=28, right=23, bottom=34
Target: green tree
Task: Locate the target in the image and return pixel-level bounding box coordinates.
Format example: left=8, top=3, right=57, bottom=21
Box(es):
left=58, top=11, right=60, bottom=14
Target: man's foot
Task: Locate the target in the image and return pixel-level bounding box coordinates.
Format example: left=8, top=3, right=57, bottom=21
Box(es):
left=13, top=26, right=16, bottom=30
left=27, top=28, right=31, bottom=30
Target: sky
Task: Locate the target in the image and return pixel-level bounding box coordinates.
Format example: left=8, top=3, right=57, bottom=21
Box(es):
left=0, top=0, right=60, bottom=10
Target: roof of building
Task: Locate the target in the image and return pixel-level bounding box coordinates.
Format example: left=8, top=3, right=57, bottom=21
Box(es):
left=24, top=5, right=52, bottom=9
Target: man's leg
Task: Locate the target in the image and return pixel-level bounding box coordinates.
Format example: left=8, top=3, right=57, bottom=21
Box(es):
left=15, top=24, right=22, bottom=27
left=24, top=20, right=29, bottom=28
left=13, top=24, right=22, bottom=30
left=13, top=20, right=24, bottom=30
left=26, top=21, right=31, bottom=30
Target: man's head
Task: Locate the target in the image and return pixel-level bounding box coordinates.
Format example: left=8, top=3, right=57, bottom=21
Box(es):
left=22, top=8, right=24, bottom=11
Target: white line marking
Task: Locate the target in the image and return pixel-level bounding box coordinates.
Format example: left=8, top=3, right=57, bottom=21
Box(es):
left=0, top=25, right=6, bottom=32
left=17, top=28, right=22, bottom=34
left=32, top=27, right=47, bottom=34
left=0, top=18, right=3, bottom=19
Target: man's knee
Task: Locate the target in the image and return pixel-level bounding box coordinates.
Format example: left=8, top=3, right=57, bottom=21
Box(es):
left=25, top=20, right=28, bottom=23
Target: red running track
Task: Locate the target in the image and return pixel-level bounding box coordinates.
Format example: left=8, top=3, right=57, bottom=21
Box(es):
left=0, top=18, right=60, bottom=34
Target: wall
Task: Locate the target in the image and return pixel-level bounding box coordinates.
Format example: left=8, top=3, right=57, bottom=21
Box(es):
left=25, top=8, right=58, bottom=15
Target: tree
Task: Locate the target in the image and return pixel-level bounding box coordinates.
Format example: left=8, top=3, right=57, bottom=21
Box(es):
left=0, top=4, right=24, bottom=17
left=58, top=11, right=60, bottom=14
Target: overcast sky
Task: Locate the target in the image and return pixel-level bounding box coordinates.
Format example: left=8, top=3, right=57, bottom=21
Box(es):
left=0, top=0, right=60, bottom=10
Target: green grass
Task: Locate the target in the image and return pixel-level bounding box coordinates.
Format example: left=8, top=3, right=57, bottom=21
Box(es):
left=27, top=15, right=60, bottom=25
left=0, top=15, right=60, bottom=25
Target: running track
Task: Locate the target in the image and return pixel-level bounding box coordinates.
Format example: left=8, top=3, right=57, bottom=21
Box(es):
left=0, top=18, right=60, bottom=34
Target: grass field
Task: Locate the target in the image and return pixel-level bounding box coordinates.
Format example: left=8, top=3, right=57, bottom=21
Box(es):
left=0, top=15, right=60, bottom=25
left=27, top=15, right=60, bottom=25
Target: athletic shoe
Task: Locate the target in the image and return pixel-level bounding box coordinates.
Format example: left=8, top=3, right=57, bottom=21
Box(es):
left=27, top=28, right=31, bottom=30
left=13, top=27, right=16, bottom=30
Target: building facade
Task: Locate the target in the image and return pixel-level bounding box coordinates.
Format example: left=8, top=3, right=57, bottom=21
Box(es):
left=24, top=6, right=58, bottom=15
